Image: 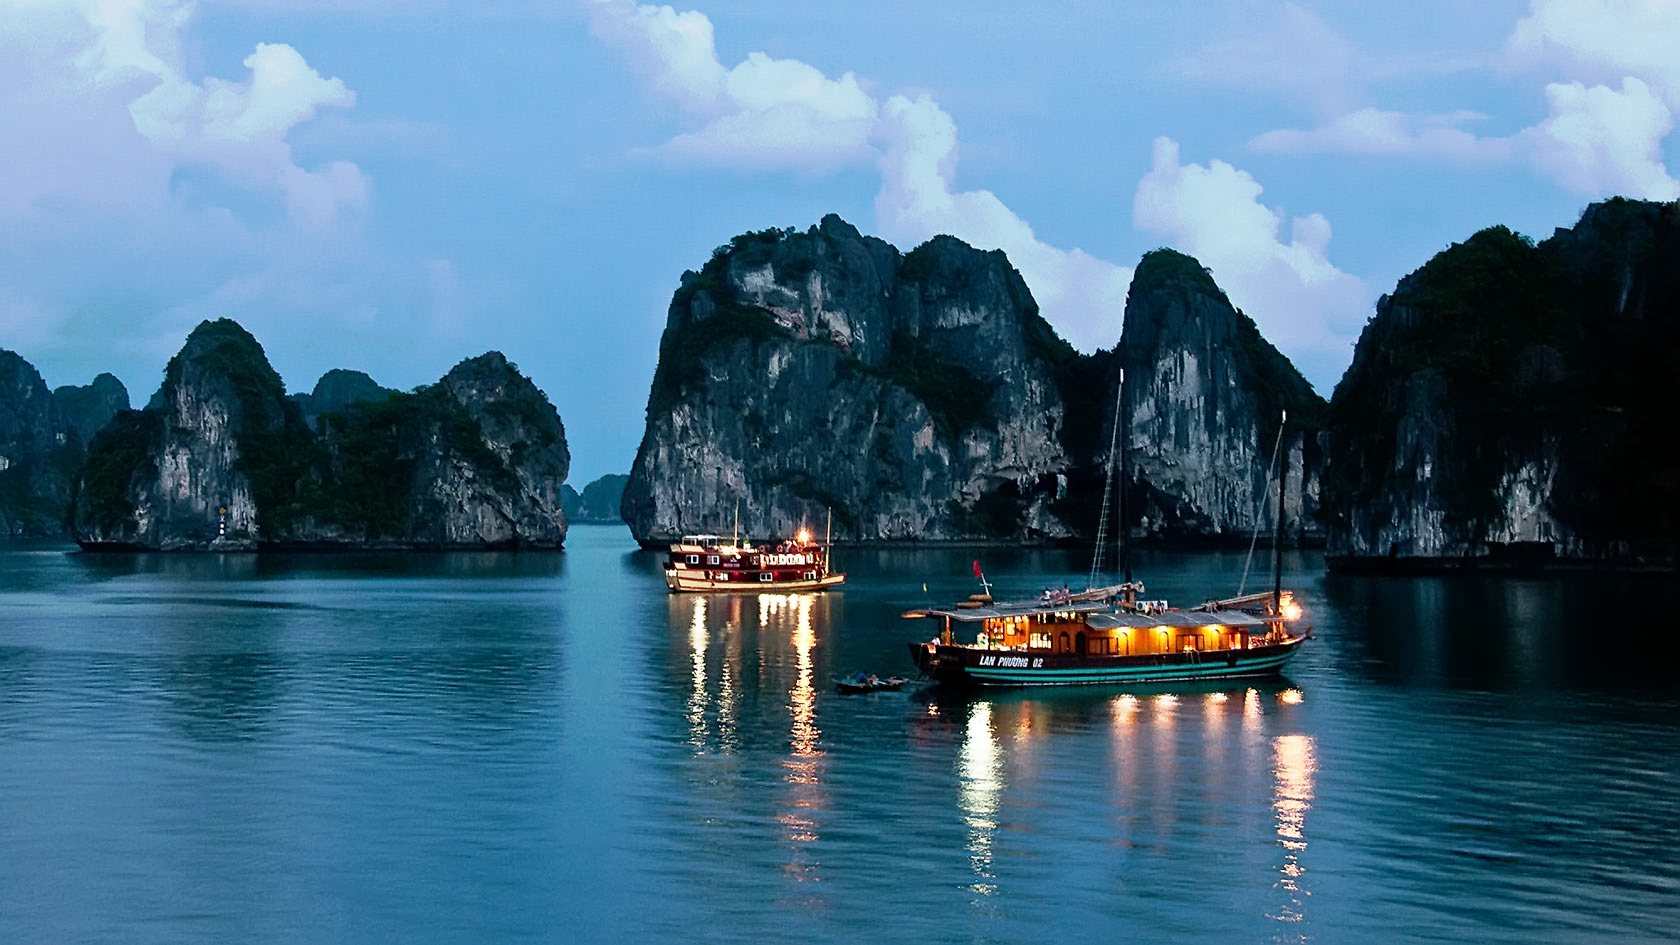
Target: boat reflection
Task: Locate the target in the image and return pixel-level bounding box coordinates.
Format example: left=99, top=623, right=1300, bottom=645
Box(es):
left=957, top=701, right=1002, bottom=898
left=777, top=594, right=825, bottom=884
left=1269, top=732, right=1317, bottom=938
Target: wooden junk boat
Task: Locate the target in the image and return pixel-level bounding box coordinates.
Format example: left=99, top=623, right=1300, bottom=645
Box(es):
left=662, top=525, right=844, bottom=594
left=904, top=583, right=1306, bottom=687
left=904, top=371, right=1309, bottom=687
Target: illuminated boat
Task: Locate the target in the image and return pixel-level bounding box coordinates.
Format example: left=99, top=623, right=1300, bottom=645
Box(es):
left=904, top=584, right=1306, bottom=687
left=903, top=369, right=1309, bottom=687
left=663, top=527, right=845, bottom=593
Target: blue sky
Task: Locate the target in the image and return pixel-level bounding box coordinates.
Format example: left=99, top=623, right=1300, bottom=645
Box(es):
left=3, top=1, right=1677, bottom=482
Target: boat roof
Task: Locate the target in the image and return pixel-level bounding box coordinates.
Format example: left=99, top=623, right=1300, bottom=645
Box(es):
left=902, top=599, right=1118, bottom=622
left=1087, top=609, right=1277, bottom=629
left=902, top=601, right=1278, bottom=627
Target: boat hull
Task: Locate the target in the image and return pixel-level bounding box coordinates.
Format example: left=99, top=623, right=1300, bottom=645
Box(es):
left=665, top=571, right=845, bottom=593
left=907, top=636, right=1305, bottom=687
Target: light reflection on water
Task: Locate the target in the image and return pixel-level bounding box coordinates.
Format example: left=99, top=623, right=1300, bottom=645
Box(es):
left=1270, top=733, right=1317, bottom=938
left=957, top=701, right=1002, bottom=899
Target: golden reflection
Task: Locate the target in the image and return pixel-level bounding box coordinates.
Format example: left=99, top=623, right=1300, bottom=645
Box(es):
left=1269, top=733, right=1317, bottom=934
left=1279, top=688, right=1304, bottom=705
left=958, top=701, right=1002, bottom=896
left=778, top=593, right=824, bottom=884
left=686, top=597, right=709, bottom=750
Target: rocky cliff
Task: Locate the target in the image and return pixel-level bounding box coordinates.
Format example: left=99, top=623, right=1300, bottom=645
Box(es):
left=74, top=319, right=570, bottom=550
left=1, top=354, right=130, bottom=536
left=1322, top=198, right=1680, bottom=569
left=1120, top=250, right=1325, bottom=544
left=0, top=351, right=76, bottom=536
left=624, top=216, right=1321, bottom=547
left=291, top=369, right=397, bottom=430
left=624, top=216, right=1082, bottom=545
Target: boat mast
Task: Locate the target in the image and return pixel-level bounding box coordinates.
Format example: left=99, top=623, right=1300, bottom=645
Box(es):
left=1119, top=367, right=1130, bottom=587
left=824, top=507, right=833, bottom=575
left=1088, top=368, right=1125, bottom=590
left=733, top=497, right=740, bottom=547
left=1272, top=409, right=1288, bottom=613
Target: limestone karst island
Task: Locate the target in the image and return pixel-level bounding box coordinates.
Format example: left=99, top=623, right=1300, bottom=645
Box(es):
left=2, top=200, right=1676, bottom=571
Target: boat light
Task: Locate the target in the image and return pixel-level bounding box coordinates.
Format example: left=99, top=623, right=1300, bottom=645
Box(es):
left=796, top=528, right=811, bottom=545
left=1279, top=593, right=1304, bottom=621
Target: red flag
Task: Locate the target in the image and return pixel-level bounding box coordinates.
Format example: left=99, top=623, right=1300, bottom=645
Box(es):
left=972, top=560, right=982, bottom=579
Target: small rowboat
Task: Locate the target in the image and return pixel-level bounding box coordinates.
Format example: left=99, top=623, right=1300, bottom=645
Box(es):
left=835, top=673, right=907, bottom=694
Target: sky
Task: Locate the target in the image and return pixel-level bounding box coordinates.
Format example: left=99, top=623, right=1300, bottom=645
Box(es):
left=3, top=0, right=1677, bottom=483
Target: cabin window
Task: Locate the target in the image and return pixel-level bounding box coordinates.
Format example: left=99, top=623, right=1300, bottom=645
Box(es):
left=1086, top=637, right=1112, bottom=656
left=685, top=554, right=699, bottom=565
left=759, top=572, right=773, bottom=582
left=708, top=555, right=719, bottom=565
left=1029, top=632, right=1051, bottom=650
left=804, top=571, right=816, bottom=581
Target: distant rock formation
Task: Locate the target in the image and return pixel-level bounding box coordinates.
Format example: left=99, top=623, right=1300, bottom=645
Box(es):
left=623, top=215, right=1322, bottom=547
left=1, top=354, right=128, bottom=537
left=1322, top=198, right=1680, bottom=570
left=564, top=474, right=629, bottom=524
left=0, top=351, right=75, bottom=536
left=74, top=319, right=570, bottom=550
left=1120, top=250, right=1324, bottom=545
left=53, top=373, right=130, bottom=446
left=291, top=369, right=397, bottom=429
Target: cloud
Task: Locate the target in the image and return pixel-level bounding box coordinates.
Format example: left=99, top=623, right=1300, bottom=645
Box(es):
left=0, top=0, right=365, bottom=228
left=589, top=0, right=1131, bottom=350
left=1133, top=137, right=1369, bottom=381
left=873, top=94, right=1131, bottom=352
left=1520, top=78, right=1680, bottom=199
left=587, top=0, right=875, bottom=170
left=1249, top=107, right=1509, bottom=161
left=1169, top=2, right=1359, bottom=116
left=1506, top=0, right=1680, bottom=107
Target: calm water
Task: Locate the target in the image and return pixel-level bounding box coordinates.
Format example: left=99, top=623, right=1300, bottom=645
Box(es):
left=2, top=526, right=1677, bottom=944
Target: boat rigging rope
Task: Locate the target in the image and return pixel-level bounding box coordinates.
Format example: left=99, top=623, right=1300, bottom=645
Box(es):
left=1088, top=372, right=1124, bottom=591
left=1237, top=416, right=1287, bottom=597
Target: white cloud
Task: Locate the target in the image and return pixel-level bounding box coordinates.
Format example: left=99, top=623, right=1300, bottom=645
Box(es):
left=873, top=95, right=1131, bottom=352
left=590, top=1, right=1131, bottom=351
left=588, top=0, right=875, bottom=170
left=1133, top=137, right=1369, bottom=377
left=1520, top=78, right=1680, bottom=199
left=0, top=0, right=365, bottom=228
left=1249, top=107, right=1509, bottom=161
left=1506, top=0, right=1680, bottom=107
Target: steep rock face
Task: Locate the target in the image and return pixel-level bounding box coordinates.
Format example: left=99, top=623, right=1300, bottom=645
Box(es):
left=623, top=215, right=1077, bottom=545
left=52, top=373, right=130, bottom=446
left=74, top=319, right=294, bottom=549
left=0, top=351, right=76, bottom=536
left=74, top=321, right=570, bottom=550
left=1322, top=199, right=1680, bottom=567
left=1120, top=250, right=1325, bottom=543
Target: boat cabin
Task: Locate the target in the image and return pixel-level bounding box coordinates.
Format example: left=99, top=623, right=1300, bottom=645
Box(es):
left=903, top=600, right=1285, bottom=658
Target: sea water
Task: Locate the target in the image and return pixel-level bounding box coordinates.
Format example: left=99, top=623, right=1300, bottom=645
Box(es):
left=2, top=526, right=1676, bottom=943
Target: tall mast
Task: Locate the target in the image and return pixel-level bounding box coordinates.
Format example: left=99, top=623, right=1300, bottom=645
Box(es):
left=1119, top=367, right=1130, bottom=586
left=733, top=497, right=740, bottom=547
left=824, top=507, right=833, bottom=575
left=1088, top=368, right=1125, bottom=590
left=1272, top=410, right=1288, bottom=613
